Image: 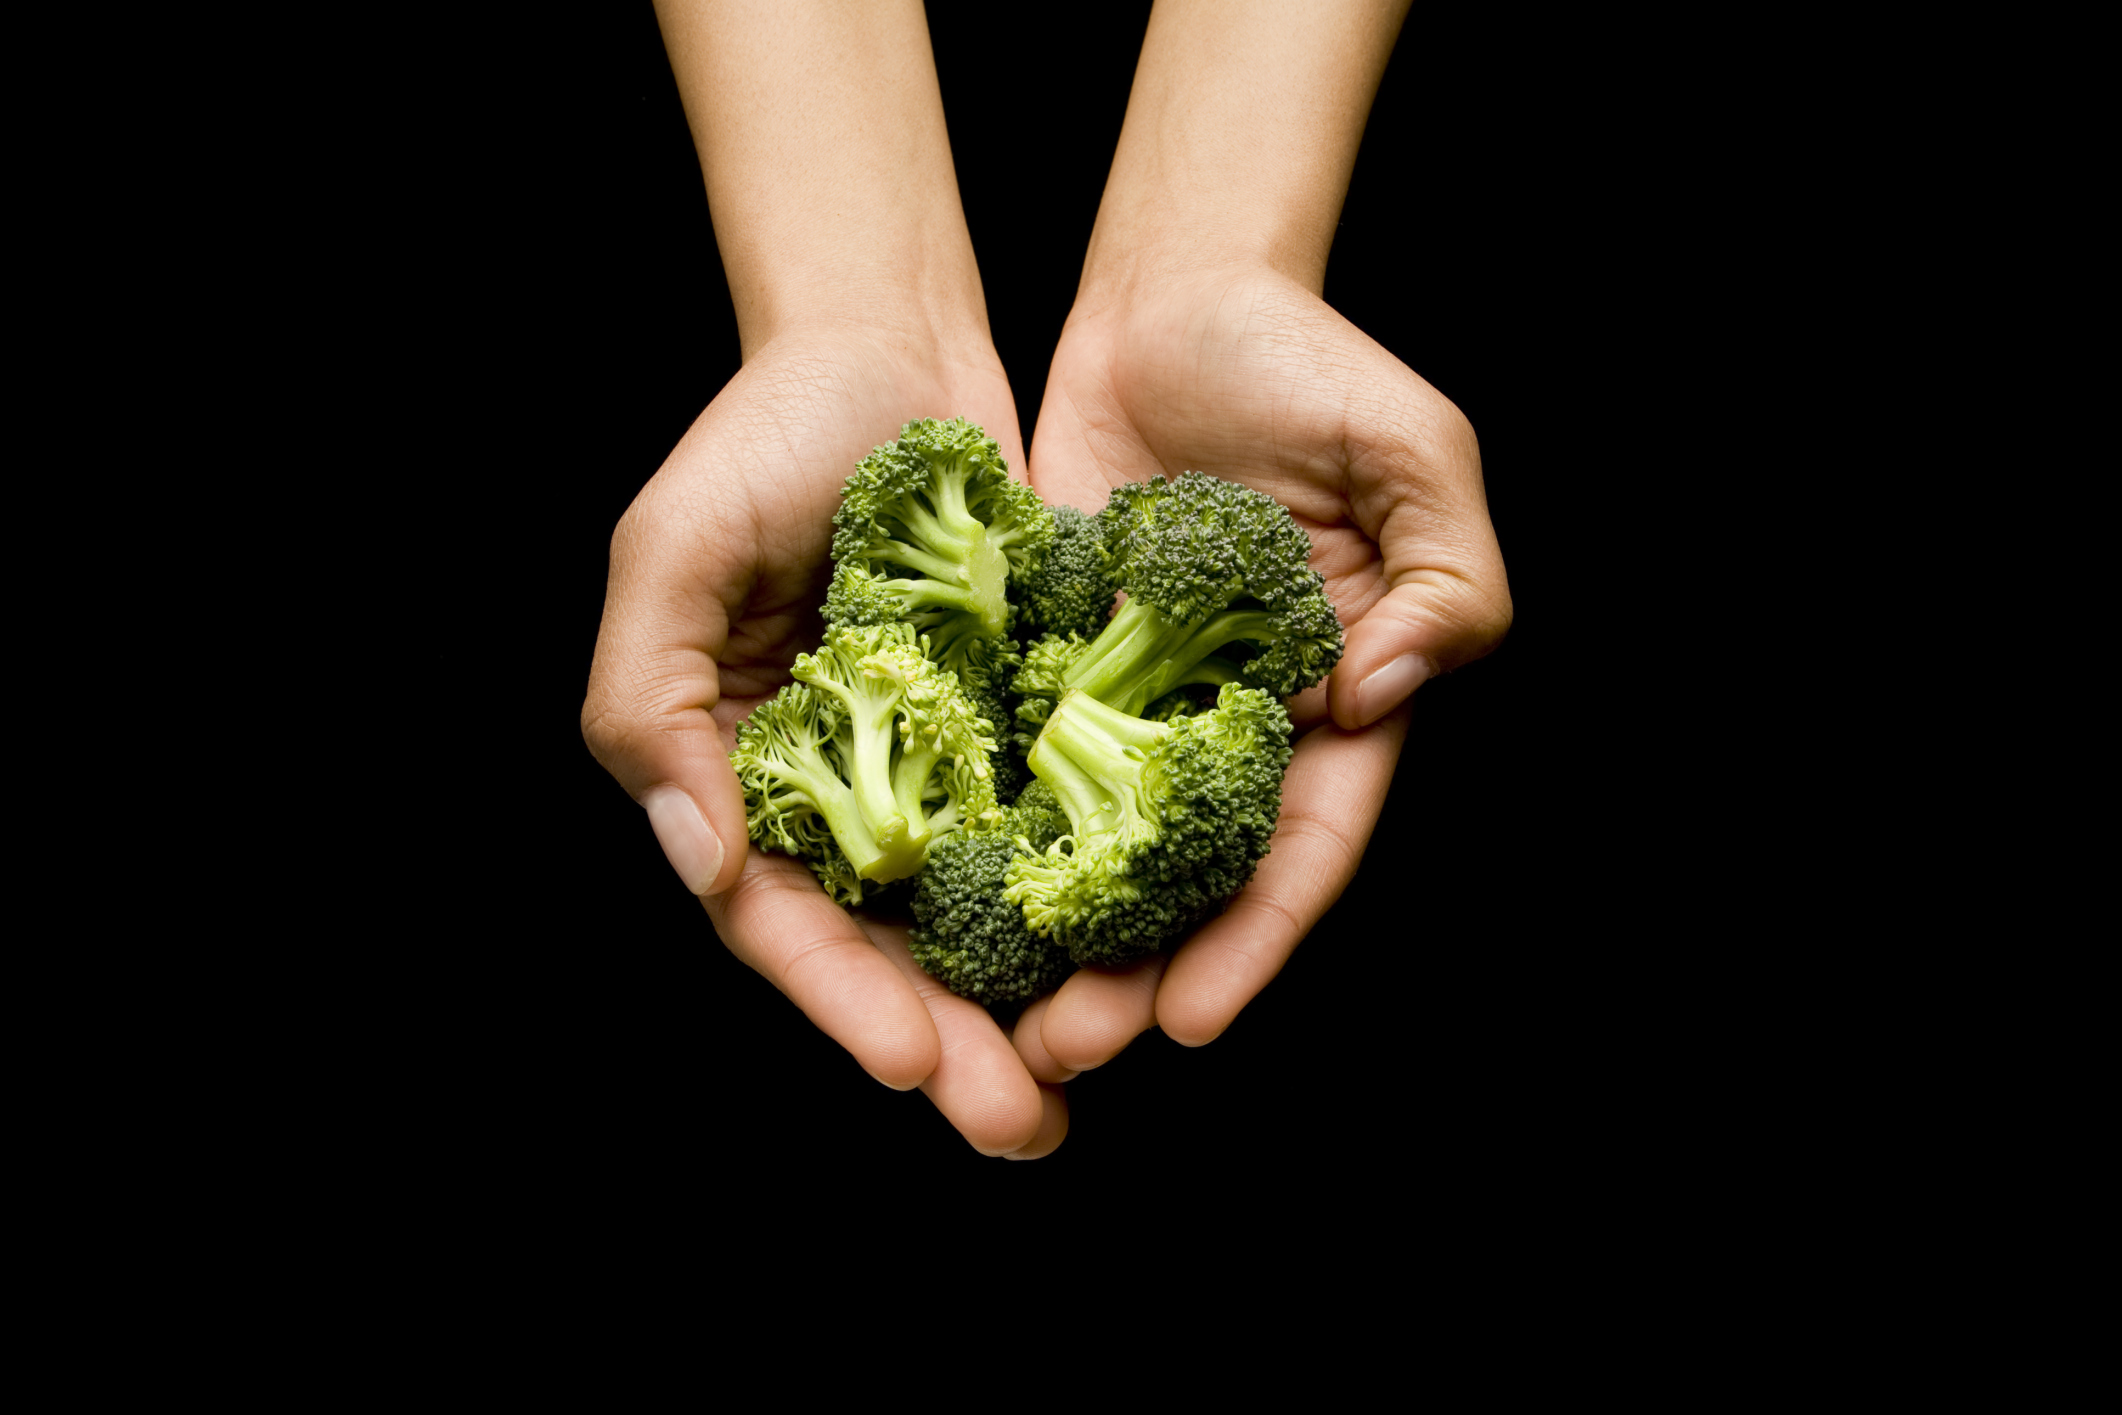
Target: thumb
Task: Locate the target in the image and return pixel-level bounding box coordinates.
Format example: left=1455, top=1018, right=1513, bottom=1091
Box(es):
left=1328, top=392, right=1514, bottom=731
left=582, top=568, right=751, bottom=898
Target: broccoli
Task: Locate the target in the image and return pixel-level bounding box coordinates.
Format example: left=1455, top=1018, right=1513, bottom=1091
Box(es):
left=1011, top=470, right=1345, bottom=733
left=823, top=418, right=1055, bottom=665
left=731, top=621, right=1002, bottom=903
left=1005, top=629, right=1088, bottom=753
left=948, top=631, right=1029, bottom=803
left=909, top=781, right=1075, bottom=1004
left=1004, top=683, right=1292, bottom=966
left=1017, top=503, right=1114, bottom=641
left=1064, top=471, right=1345, bottom=715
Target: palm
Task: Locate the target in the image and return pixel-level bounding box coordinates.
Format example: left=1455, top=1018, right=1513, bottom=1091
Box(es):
left=1027, top=272, right=1422, bottom=651
left=1020, top=268, right=1501, bottom=1055
left=608, top=334, right=1022, bottom=743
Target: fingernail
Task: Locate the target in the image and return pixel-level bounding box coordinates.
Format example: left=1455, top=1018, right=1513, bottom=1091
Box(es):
left=643, top=785, right=724, bottom=895
left=1357, top=653, right=1433, bottom=725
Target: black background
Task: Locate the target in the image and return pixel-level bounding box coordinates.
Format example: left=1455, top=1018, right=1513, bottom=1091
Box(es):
left=385, top=2, right=1698, bottom=1205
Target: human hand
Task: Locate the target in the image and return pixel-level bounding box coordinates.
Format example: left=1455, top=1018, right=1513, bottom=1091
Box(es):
left=579, top=0, right=1071, bottom=1157
left=1018, top=264, right=1512, bottom=1075
left=581, top=329, right=1065, bottom=1157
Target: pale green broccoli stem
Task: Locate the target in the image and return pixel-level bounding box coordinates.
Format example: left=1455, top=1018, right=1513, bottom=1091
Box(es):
left=961, top=535, right=1009, bottom=636
left=1061, top=598, right=1286, bottom=715
left=757, top=751, right=891, bottom=884
left=1185, top=656, right=1245, bottom=688
left=928, top=460, right=983, bottom=538
left=873, top=540, right=966, bottom=584
left=870, top=460, right=1012, bottom=637
left=888, top=715, right=947, bottom=843
left=804, top=672, right=925, bottom=878
left=1025, top=690, right=1167, bottom=845
left=869, top=573, right=988, bottom=619
left=918, top=613, right=985, bottom=670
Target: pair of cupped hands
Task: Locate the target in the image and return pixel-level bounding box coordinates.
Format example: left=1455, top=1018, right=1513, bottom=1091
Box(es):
left=582, top=264, right=1512, bottom=1159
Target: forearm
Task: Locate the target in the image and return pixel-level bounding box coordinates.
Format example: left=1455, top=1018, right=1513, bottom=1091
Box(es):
left=1077, top=0, right=1409, bottom=306
left=654, top=0, right=993, bottom=361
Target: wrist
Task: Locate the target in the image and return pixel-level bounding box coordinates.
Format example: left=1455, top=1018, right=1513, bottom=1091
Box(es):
left=1065, top=254, right=1319, bottom=352
left=723, top=222, right=997, bottom=364
left=1070, top=0, right=1406, bottom=313
left=742, top=302, right=1004, bottom=392
left=1071, top=246, right=1296, bottom=331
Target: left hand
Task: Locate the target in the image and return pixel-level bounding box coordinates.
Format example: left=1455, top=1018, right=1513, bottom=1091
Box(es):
left=1016, top=264, right=1513, bottom=1075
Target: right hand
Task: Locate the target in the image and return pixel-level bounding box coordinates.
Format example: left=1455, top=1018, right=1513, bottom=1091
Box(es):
left=581, top=326, right=1068, bottom=1159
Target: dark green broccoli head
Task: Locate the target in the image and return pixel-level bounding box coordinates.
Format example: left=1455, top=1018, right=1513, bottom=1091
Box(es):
left=1018, top=503, right=1114, bottom=642
left=951, top=633, right=1028, bottom=803
left=826, top=418, right=1054, bottom=646
left=1005, top=683, right=1292, bottom=966
left=1052, top=472, right=1344, bottom=715
left=730, top=622, right=1002, bottom=900
left=1098, top=471, right=1323, bottom=617
left=909, top=782, right=1075, bottom=1004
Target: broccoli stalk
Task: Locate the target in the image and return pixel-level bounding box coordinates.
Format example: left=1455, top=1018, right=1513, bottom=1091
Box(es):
left=1047, top=595, right=1270, bottom=717
left=1020, top=689, right=1165, bottom=864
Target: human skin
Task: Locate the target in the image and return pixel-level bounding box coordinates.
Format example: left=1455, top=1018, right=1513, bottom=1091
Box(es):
left=1015, top=0, right=1514, bottom=1077
left=582, top=0, right=1062, bottom=1158
left=587, top=0, right=1512, bottom=1156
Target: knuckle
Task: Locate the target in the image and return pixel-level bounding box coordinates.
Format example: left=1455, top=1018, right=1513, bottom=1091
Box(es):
left=1272, top=809, right=1359, bottom=869
left=1227, top=884, right=1310, bottom=945
left=578, top=695, right=666, bottom=779
left=1443, top=574, right=1514, bottom=658
left=1430, top=396, right=1478, bottom=462
left=578, top=696, right=632, bottom=767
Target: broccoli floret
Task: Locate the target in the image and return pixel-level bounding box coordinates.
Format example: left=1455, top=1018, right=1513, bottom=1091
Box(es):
left=824, top=418, right=1055, bottom=663
left=1018, top=503, right=1114, bottom=641
left=731, top=622, right=1002, bottom=902
left=1054, top=472, right=1344, bottom=716
left=909, top=781, right=1076, bottom=1004
left=945, top=632, right=1028, bottom=804
left=1008, top=630, right=1092, bottom=750
left=1004, top=683, right=1292, bottom=966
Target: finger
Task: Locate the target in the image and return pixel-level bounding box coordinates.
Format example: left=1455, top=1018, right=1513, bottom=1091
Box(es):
left=704, top=851, right=941, bottom=1090
left=860, top=920, right=1046, bottom=1157
left=1005, top=1085, right=1070, bottom=1161
left=1011, top=993, right=1080, bottom=1083
left=1156, top=704, right=1411, bottom=1046
left=1328, top=570, right=1512, bottom=729
left=1329, top=370, right=1513, bottom=730
left=1040, top=955, right=1167, bottom=1073
left=1285, top=681, right=1331, bottom=734
left=582, top=502, right=750, bottom=898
